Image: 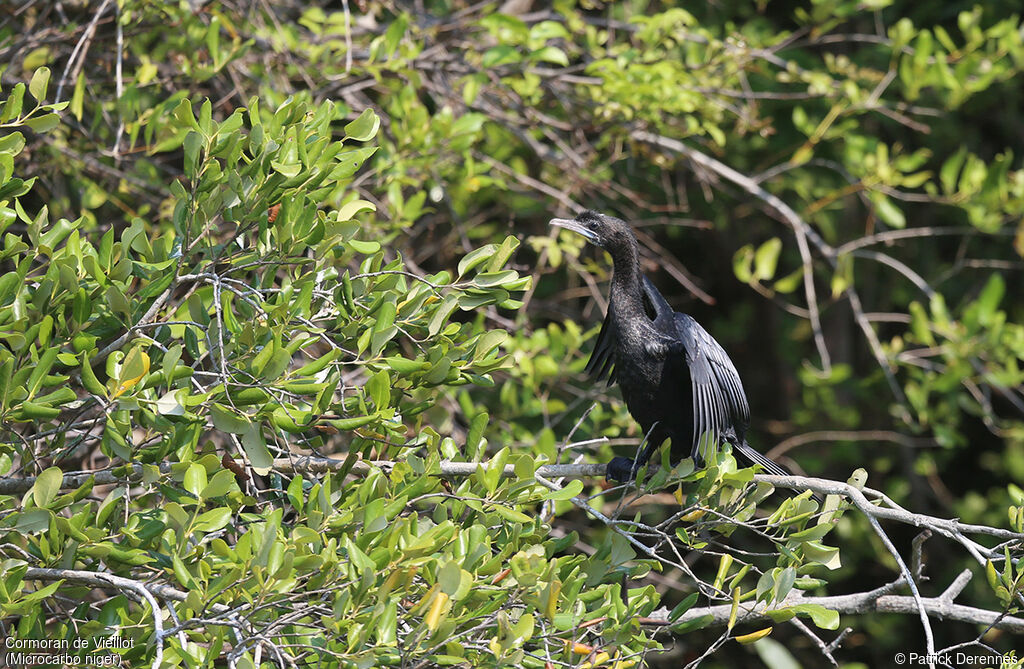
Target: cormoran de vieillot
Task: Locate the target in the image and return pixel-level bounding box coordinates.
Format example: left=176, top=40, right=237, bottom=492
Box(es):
left=551, top=210, right=791, bottom=483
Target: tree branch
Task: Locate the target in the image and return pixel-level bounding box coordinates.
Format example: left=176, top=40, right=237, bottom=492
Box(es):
left=642, top=573, right=1024, bottom=634
left=23, top=567, right=166, bottom=669
left=5, top=459, right=1020, bottom=542
left=22, top=567, right=296, bottom=666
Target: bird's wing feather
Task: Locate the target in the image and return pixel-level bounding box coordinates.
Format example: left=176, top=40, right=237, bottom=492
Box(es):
left=672, top=313, right=749, bottom=463
left=586, top=299, right=616, bottom=384
left=698, top=325, right=751, bottom=429
left=641, top=275, right=674, bottom=328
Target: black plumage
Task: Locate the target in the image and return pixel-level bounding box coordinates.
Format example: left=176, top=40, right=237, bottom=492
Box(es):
left=551, top=211, right=791, bottom=482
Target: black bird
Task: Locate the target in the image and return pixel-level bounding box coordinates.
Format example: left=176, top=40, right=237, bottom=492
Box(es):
left=551, top=211, right=791, bottom=482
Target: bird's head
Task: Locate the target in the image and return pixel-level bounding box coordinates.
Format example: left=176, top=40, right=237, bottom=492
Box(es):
left=549, top=211, right=634, bottom=250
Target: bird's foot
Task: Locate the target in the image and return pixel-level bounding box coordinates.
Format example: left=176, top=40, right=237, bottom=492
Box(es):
left=606, top=457, right=641, bottom=483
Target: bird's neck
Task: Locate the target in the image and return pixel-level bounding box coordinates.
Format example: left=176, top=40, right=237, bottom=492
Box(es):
left=608, top=243, right=645, bottom=320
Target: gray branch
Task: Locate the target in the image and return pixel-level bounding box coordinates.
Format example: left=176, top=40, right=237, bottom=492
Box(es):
left=5, top=459, right=1023, bottom=545
left=24, top=567, right=166, bottom=669
left=643, top=571, right=1024, bottom=634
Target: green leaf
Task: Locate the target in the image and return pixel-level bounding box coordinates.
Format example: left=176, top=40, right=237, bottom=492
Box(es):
left=752, top=637, right=802, bottom=669
left=542, top=479, right=583, bottom=501
left=510, top=612, right=535, bottom=643
left=472, top=270, right=519, bottom=288
left=976, top=273, right=1004, bottom=323
left=20, top=579, right=61, bottom=604
left=438, top=560, right=463, bottom=596
left=473, top=330, right=508, bottom=361
left=156, top=389, right=184, bottom=416
left=0, top=272, right=21, bottom=306
left=295, top=350, right=340, bottom=378
left=286, top=475, right=305, bottom=511
left=15, top=509, right=51, bottom=533
left=872, top=193, right=906, bottom=228
left=773, top=567, right=796, bottom=602
left=801, top=541, right=841, bottom=570
left=428, top=294, right=460, bottom=336
left=26, top=347, right=59, bottom=399
left=462, top=74, right=483, bottom=105
left=183, top=131, right=202, bottom=180
left=608, top=532, right=636, bottom=565
left=29, top=67, right=50, bottom=102
left=789, top=603, right=840, bottom=630
left=201, top=470, right=239, bottom=499
left=32, top=466, right=62, bottom=508
left=482, top=46, right=519, bottom=68
left=668, top=592, right=699, bottom=622
left=530, top=21, right=570, bottom=41
left=331, top=147, right=378, bottom=180
left=383, top=356, right=428, bottom=374
left=211, top=405, right=250, bottom=434
left=348, top=239, right=380, bottom=254
left=367, top=369, right=390, bottom=409
left=184, top=462, right=207, bottom=497
left=336, top=199, right=376, bottom=221
left=324, top=414, right=377, bottom=431
left=0, top=130, right=26, bottom=155
left=670, top=614, right=713, bottom=634
left=713, top=554, right=734, bottom=591
left=173, top=99, right=200, bottom=131
left=786, top=523, right=833, bottom=542
left=458, top=244, right=497, bottom=277
left=194, top=507, right=232, bottom=532
left=492, top=505, right=533, bottom=524
left=531, top=46, right=569, bottom=67
left=241, top=423, right=273, bottom=475
left=259, top=345, right=293, bottom=382
left=1, top=83, right=25, bottom=123
left=480, top=14, right=528, bottom=39
left=772, top=267, right=803, bottom=294
left=940, top=146, right=967, bottom=194
left=732, top=245, right=754, bottom=283
left=754, top=238, right=782, bottom=281
left=486, top=235, right=520, bottom=272
left=69, top=72, right=86, bottom=121
left=344, top=108, right=380, bottom=142
left=256, top=510, right=283, bottom=568
left=172, top=553, right=196, bottom=589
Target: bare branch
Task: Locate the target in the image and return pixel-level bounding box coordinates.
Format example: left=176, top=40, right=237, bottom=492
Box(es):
left=643, top=576, right=1024, bottom=634
left=24, top=567, right=166, bottom=669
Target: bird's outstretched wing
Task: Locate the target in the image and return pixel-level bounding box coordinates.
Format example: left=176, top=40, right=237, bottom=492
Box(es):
left=585, top=300, right=616, bottom=384
left=585, top=276, right=673, bottom=384
left=672, top=312, right=751, bottom=464
left=638, top=275, right=751, bottom=460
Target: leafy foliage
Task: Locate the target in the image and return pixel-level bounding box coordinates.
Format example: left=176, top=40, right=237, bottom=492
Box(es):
left=1, top=1, right=1023, bottom=667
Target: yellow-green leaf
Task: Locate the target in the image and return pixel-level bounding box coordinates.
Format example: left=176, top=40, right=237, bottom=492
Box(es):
left=735, top=626, right=773, bottom=644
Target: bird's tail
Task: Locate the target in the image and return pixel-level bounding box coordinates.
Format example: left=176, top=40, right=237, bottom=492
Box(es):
left=730, top=437, right=821, bottom=502
left=731, top=439, right=791, bottom=477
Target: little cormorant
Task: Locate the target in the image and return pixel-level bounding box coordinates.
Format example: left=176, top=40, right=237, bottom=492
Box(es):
left=551, top=210, right=792, bottom=482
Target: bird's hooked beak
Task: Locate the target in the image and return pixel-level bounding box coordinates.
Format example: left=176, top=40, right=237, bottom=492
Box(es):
left=550, top=217, right=600, bottom=245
